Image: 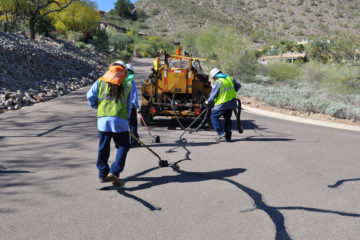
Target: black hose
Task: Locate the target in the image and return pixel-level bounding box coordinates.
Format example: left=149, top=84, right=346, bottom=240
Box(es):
left=179, top=108, right=208, bottom=139
left=234, top=98, right=243, bottom=134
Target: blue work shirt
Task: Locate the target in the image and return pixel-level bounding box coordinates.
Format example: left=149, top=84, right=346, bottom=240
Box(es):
left=87, top=80, right=137, bottom=132
left=207, top=73, right=241, bottom=111
left=129, top=80, right=139, bottom=109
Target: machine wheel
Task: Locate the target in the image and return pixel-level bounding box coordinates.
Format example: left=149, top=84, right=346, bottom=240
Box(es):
left=140, top=105, right=151, bottom=126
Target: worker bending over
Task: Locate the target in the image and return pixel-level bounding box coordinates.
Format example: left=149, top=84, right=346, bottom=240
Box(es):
left=125, top=63, right=140, bottom=148
left=206, top=68, right=241, bottom=142
left=87, top=61, right=136, bottom=186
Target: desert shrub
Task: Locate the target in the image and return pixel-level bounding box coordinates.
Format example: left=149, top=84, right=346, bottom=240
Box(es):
left=136, top=22, right=149, bottom=29
left=191, top=25, right=257, bottom=81
left=135, top=39, right=158, bottom=57
left=91, top=28, right=109, bottom=51
left=118, top=51, right=132, bottom=62
left=67, top=31, right=84, bottom=41
left=35, top=16, right=55, bottom=37
left=108, top=31, right=133, bottom=52
left=300, top=62, right=360, bottom=94
left=266, top=62, right=302, bottom=82
left=151, top=8, right=160, bottom=16
left=135, top=9, right=148, bottom=22
left=239, top=82, right=360, bottom=120
left=76, top=41, right=86, bottom=49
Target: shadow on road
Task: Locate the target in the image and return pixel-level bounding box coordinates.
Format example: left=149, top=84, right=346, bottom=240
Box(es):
left=231, top=136, right=294, bottom=142
left=328, top=178, right=360, bottom=188
left=101, top=161, right=360, bottom=240
left=0, top=170, right=32, bottom=174
left=98, top=127, right=359, bottom=240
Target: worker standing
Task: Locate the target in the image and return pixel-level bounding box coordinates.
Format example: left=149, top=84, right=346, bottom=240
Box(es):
left=206, top=68, right=241, bottom=142
left=87, top=61, right=136, bottom=186
left=125, top=63, right=140, bottom=148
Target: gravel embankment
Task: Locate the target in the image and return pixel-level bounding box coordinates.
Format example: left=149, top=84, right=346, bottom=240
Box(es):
left=0, top=31, right=109, bottom=113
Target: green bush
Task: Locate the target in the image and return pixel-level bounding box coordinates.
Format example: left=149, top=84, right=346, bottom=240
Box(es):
left=108, top=31, right=133, bottom=52
left=135, top=39, right=157, bottom=57
left=118, top=51, right=133, bottom=62
left=239, top=83, right=360, bottom=120
left=91, top=28, right=109, bottom=51
left=76, top=41, right=86, bottom=49
left=189, top=25, right=257, bottom=81
left=35, top=16, right=55, bottom=37
left=151, top=8, right=160, bottom=16
left=67, top=31, right=84, bottom=41
left=266, top=62, right=302, bottom=82
left=300, top=62, right=360, bottom=94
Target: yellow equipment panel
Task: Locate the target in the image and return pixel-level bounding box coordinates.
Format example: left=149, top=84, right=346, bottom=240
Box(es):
left=159, top=69, right=189, bottom=93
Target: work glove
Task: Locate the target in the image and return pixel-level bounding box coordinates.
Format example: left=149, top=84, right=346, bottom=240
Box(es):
left=137, top=108, right=141, bottom=114
left=205, top=101, right=214, bottom=108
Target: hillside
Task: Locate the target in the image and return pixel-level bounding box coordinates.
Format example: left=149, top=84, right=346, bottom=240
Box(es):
left=0, top=31, right=107, bottom=112
left=135, top=0, right=360, bottom=42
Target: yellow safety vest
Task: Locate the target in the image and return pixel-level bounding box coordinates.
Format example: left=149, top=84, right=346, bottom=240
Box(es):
left=214, top=76, right=237, bottom=105
left=97, top=80, right=131, bottom=119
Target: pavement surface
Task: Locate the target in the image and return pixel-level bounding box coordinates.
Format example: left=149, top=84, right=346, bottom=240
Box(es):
left=1, top=58, right=360, bottom=240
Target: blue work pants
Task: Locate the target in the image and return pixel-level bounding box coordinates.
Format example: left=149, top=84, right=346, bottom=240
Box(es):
left=97, top=131, right=130, bottom=179
left=210, top=109, right=233, bottom=139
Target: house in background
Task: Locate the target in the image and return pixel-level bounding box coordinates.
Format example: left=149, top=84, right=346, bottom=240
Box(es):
left=258, top=52, right=306, bottom=64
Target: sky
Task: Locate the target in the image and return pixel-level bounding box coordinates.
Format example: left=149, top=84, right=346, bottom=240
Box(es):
left=95, top=0, right=138, bottom=12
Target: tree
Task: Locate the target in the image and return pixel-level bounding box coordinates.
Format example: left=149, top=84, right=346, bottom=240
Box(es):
left=331, top=35, right=360, bottom=63
left=306, top=40, right=332, bottom=63
left=15, top=0, right=76, bottom=39
left=113, top=0, right=134, bottom=19
left=0, top=0, right=20, bottom=30
left=51, top=0, right=100, bottom=33
left=135, top=8, right=147, bottom=22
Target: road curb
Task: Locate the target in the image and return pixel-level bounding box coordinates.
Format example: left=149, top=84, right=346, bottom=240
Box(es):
left=242, top=105, right=360, bottom=132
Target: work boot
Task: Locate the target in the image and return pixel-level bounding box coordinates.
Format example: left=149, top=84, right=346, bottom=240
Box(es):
left=215, top=133, right=226, bottom=142
left=225, top=134, right=231, bottom=142
left=99, top=175, right=111, bottom=183
left=107, top=173, right=121, bottom=187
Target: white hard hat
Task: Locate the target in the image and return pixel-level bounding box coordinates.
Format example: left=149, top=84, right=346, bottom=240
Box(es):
left=111, top=60, right=128, bottom=78
left=126, top=63, right=134, bottom=72
left=209, top=68, right=221, bottom=79
left=112, top=60, right=127, bottom=69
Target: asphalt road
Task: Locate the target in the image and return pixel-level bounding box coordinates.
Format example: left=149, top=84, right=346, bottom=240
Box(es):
left=1, top=58, right=360, bottom=240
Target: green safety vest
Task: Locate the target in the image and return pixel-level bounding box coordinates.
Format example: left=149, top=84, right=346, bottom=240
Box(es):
left=122, top=73, right=134, bottom=87
left=97, top=80, right=131, bottom=119
left=214, top=76, right=237, bottom=106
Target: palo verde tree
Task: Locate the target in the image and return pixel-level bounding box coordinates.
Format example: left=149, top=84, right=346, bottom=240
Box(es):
left=51, top=0, right=100, bottom=33
left=15, top=0, right=76, bottom=39
left=113, top=0, right=134, bottom=19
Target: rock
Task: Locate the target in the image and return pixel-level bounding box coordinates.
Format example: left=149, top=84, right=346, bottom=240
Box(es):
left=33, top=95, right=44, bottom=102
left=56, top=83, right=65, bottom=91
left=0, top=31, right=108, bottom=113
left=5, top=92, right=17, bottom=99
left=15, top=97, right=22, bottom=105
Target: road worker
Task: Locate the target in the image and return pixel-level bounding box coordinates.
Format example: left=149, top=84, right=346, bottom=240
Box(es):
left=86, top=60, right=136, bottom=186
left=125, top=63, right=140, bottom=148
left=206, top=68, right=241, bottom=142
